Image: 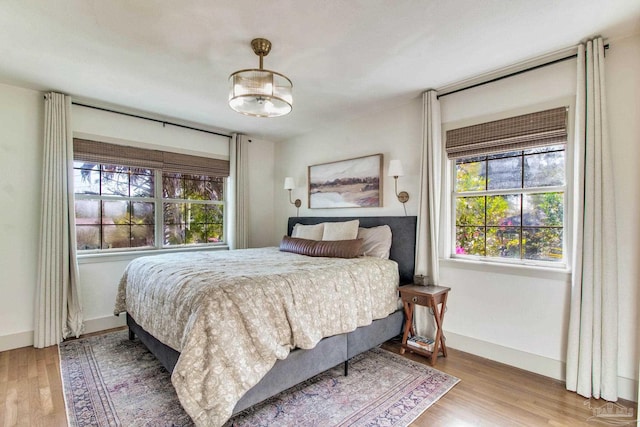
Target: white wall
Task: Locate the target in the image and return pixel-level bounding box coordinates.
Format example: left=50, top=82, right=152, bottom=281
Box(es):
left=0, top=84, right=43, bottom=350
left=277, top=34, right=640, bottom=401
left=604, top=34, right=640, bottom=400
left=274, top=99, right=423, bottom=241
left=72, top=104, right=230, bottom=160
left=0, top=87, right=277, bottom=348
left=246, top=137, right=276, bottom=248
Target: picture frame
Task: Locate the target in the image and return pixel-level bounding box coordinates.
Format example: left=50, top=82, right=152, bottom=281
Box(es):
left=308, top=154, right=383, bottom=208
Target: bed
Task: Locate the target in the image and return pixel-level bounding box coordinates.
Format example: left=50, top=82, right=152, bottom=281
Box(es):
left=115, top=216, right=417, bottom=426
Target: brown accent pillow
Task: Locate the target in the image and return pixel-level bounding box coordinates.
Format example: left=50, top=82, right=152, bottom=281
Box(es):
left=280, top=236, right=363, bottom=259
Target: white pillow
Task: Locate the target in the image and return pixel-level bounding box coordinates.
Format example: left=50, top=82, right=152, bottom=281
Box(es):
left=291, top=223, right=324, bottom=240
left=357, top=225, right=392, bottom=259
left=322, top=220, right=360, bottom=241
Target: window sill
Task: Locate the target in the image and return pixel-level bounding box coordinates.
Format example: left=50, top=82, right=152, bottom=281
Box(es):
left=77, top=244, right=229, bottom=265
left=439, top=257, right=571, bottom=281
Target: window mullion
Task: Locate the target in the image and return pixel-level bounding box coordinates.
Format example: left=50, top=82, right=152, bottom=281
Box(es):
left=74, top=193, right=156, bottom=202
left=484, top=159, right=488, bottom=257
left=520, top=153, right=524, bottom=259
left=484, top=195, right=488, bottom=256
left=454, top=185, right=565, bottom=198
left=520, top=192, right=524, bottom=259
left=162, top=198, right=223, bottom=205
left=155, top=169, right=163, bottom=249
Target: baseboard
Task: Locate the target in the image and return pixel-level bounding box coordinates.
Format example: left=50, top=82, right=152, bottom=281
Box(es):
left=82, top=315, right=127, bottom=335
left=445, top=331, right=566, bottom=380
left=446, top=331, right=638, bottom=402
left=0, top=330, right=34, bottom=352
left=0, top=315, right=126, bottom=352
left=617, top=375, right=639, bottom=403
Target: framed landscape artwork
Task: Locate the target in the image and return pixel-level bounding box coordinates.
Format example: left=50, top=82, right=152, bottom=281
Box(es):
left=308, top=154, right=383, bottom=208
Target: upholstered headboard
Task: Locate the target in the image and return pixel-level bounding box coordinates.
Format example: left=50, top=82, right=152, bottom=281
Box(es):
left=287, top=216, right=417, bottom=285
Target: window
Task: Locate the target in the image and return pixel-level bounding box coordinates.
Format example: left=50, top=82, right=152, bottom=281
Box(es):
left=74, top=164, right=156, bottom=250
left=446, top=107, right=568, bottom=265
left=162, top=173, right=224, bottom=245
left=73, top=139, right=229, bottom=252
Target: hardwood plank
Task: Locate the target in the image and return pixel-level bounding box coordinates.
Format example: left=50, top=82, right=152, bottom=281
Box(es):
left=26, top=348, right=37, bottom=380
left=0, top=352, right=7, bottom=426
left=14, top=349, right=28, bottom=385
left=35, top=358, right=49, bottom=394
left=27, top=377, right=43, bottom=426
left=15, top=373, right=29, bottom=427
left=3, top=383, right=17, bottom=427
left=6, top=351, right=17, bottom=383
left=44, top=352, right=65, bottom=422
left=0, top=350, right=8, bottom=383
left=37, top=412, right=67, bottom=427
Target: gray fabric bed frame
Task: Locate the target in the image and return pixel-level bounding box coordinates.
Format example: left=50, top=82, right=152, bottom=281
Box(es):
left=126, top=215, right=417, bottom=415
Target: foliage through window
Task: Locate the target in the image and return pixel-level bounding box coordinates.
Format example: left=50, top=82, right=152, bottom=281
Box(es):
left=454, top=145, right=565, bottom=263
left=74, top=162, right=225, bottom=251
left=163, top=173, right=224, bottom=246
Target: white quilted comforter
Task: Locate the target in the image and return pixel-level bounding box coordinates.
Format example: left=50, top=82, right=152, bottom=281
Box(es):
left=114, top=247, right=399, bottom=426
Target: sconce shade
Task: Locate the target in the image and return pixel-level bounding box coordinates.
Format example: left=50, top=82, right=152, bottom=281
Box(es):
left=229, top=38, right=293, bottom=118
left=388, top=159, right=405, bottom=177
left=283, top=177, right=296, bottom=190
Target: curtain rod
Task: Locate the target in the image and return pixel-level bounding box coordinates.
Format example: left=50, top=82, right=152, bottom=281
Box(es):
left=70, top=102, right=232, bottom=138
left=437, top=44, right=609, bottom=99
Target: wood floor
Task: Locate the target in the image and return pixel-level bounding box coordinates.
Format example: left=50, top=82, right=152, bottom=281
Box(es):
left=0, top=344, right=66, bottom=427
left=0, top=332, right=636, bottom=426
left=382, top=340, right=637, bottom=426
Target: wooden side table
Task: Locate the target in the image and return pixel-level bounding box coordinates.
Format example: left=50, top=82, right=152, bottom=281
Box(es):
left=398, top=284, right=451, bottom=365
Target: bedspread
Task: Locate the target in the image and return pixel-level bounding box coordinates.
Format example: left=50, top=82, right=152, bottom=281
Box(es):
left=113, top=247, right=399, bottom=426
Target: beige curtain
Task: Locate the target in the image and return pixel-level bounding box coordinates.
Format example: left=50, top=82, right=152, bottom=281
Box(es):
left=34, top=92, right=83, bottom=348
left=414, top=90, right=442, bottom=336
left=228, top=133, right=249, bottom=249
left=566, top=37, right=618, bottom=401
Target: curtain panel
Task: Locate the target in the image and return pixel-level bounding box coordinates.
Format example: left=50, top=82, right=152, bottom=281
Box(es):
left=228, top=133, right=249, bottom=249
left=566, top=37, right=618, bottom=401
left=34, top=92, right=83, bottom=348
left=414, top=90, right=443, bottom=336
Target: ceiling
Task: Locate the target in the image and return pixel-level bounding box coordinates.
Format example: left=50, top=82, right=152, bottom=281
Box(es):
left=1, top=1, right=639, bottom=142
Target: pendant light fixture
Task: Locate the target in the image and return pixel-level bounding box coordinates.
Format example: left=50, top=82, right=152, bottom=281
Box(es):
left=228, top=38, right=293, bottom=118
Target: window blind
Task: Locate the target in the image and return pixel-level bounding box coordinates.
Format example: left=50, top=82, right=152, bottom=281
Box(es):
left=445, top=106, right=568, bottom=159
left=73, top=138, right=230, bottom=176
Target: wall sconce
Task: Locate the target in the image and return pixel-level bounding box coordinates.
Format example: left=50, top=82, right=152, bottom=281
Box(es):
left=284, top=177, right=302, bottom=216
left=388, top=160, right=409, bottom=205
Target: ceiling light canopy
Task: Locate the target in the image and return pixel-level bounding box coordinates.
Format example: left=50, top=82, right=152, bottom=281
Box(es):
left=229, top=38, right=293, bottom=118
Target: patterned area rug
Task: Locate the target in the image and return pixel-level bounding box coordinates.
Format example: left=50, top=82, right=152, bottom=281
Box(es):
left=60, top=330, right=459, bottom=427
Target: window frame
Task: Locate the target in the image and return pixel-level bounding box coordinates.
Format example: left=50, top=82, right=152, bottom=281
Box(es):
left=451, top=149, right=567, bottom=267
left=73, top=166, right=158, bottom=252
left=73, top=141, right=228, bottom=255
left=160, top=171, right=226, bottom=248
left=443, top=101, right=574, bottom=271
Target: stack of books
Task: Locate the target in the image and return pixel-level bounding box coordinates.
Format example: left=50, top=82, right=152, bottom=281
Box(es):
left=406, top=335, right=435, bottom=352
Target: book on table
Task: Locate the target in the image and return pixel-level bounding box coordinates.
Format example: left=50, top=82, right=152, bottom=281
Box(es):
left=407, top=335, right=434, bottom=352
